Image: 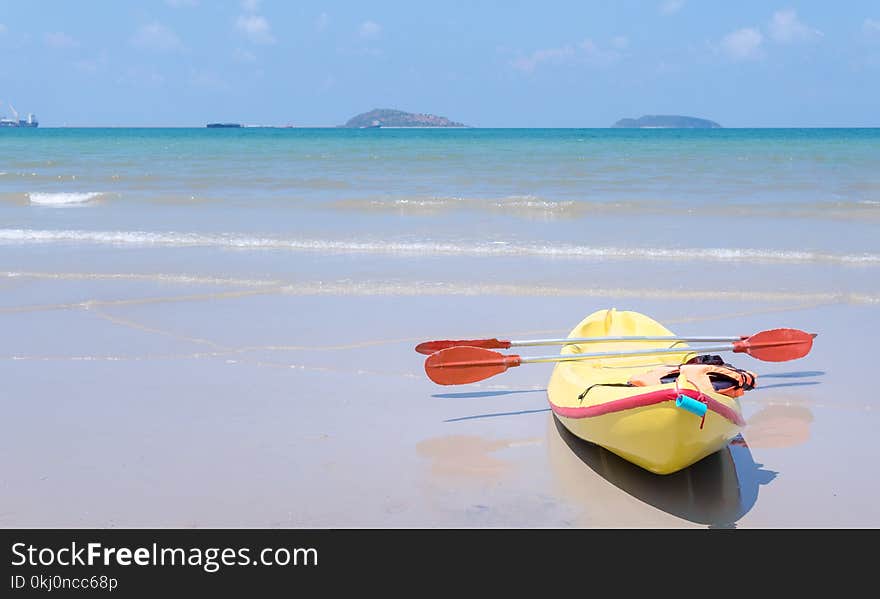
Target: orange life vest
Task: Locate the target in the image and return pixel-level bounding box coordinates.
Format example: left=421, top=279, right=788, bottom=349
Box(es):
left=627, top=355, right=757, bottom=398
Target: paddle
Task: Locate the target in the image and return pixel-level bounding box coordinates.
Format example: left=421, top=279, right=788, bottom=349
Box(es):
left=424, top=328, right=816, bottom=385
left=416, top=334, right=750, bottom=355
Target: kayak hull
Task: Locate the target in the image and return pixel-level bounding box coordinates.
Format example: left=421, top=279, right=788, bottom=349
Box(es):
left=547, top=309, right=745, bottom=475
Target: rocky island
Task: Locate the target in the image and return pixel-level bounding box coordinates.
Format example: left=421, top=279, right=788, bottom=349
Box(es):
left=612, top=115, right=721, bottom=128
left=342, top=108, right=466, bottom=128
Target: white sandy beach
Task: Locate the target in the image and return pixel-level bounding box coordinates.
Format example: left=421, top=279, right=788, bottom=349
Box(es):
left=2, top=270, right=875, bottom=528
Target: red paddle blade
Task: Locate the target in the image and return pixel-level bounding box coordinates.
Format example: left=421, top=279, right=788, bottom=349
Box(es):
left=424, top=346, right=522, bottom=385
left=734, top=328, right=816, bottom=362
left=415, top=338, right=510, bottom=355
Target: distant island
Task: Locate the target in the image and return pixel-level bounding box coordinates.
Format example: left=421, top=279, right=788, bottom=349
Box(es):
left=612, top=115, right=721, bottom=129
left=342, top=108, right=466, bottom=128
left=206, top=123, right=242, bottom=128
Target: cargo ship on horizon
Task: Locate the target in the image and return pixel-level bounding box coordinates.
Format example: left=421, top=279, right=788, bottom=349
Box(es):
left=0, top=102, right=38, bottom=128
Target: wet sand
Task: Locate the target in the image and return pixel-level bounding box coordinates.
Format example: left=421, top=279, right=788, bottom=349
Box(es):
left=1, top=273, right=877, bottom=528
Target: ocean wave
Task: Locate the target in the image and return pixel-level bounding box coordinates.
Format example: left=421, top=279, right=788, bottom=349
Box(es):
left=330, top=195, right=655, bottom=218
left=1, top=227, right=879, bottom=265
left=329, top=195, right=880, bottom=221
left=27, top=192, right=104, bottom=206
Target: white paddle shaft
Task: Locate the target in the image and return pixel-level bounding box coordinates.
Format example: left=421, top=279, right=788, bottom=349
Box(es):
left=510, top=335, right=741, bottom=347
left=518, top=343, right=735, bottom=364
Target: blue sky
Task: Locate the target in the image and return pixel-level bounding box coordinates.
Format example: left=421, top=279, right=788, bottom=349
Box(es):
left=1, top=0, right=878, bottom=127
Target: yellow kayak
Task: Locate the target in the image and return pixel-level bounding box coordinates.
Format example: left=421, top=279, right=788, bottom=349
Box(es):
left=547, top=309, right=746, bottom=475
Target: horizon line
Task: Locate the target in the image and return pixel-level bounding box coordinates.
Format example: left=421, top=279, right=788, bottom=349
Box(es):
left=15, top=125, right=880, bottom=130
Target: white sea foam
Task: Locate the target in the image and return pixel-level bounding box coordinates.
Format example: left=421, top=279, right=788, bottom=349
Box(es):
left=27, top=192, right=103, bottom=206
left=1, top=227, right=878, bottom=265
left=330, top=195, right=880, bottom=222
left=334, top=195, right=610, bottom=217
left=3, top=271, right=280, bottom=287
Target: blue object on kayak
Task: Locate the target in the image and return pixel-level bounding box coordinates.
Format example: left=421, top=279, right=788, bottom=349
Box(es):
left=675, top=394, right=708, bottom=417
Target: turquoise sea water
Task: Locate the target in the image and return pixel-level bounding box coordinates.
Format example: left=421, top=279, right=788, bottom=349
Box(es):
left=2, top=127, right=879, bottom=302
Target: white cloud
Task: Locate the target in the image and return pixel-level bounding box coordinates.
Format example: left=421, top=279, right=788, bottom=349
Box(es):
left=315, top=12, right=330, bottom=32
left=241, top=0, right=260, bottom=11
left=359, top=20, right=381, bottom=39
left=236, top=14, right=275, bottom=44
left=864, top=18, right=880, bottom=36
left=0, top=23, right=7, bottom=35
left=720, top=27, right=763, bottom=61
left=130, top=22, right=183, bottom=52
left=44, top=31, right=79, bottom=48
left=768, top=9, right=822, bottom=43
left=660, top=0, right=685, bottom=15
left=511, top=39, right=620, bottom=73
left=612, top=36, right=629, bottom=49
left=714, top=10, right=818, bottom=63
